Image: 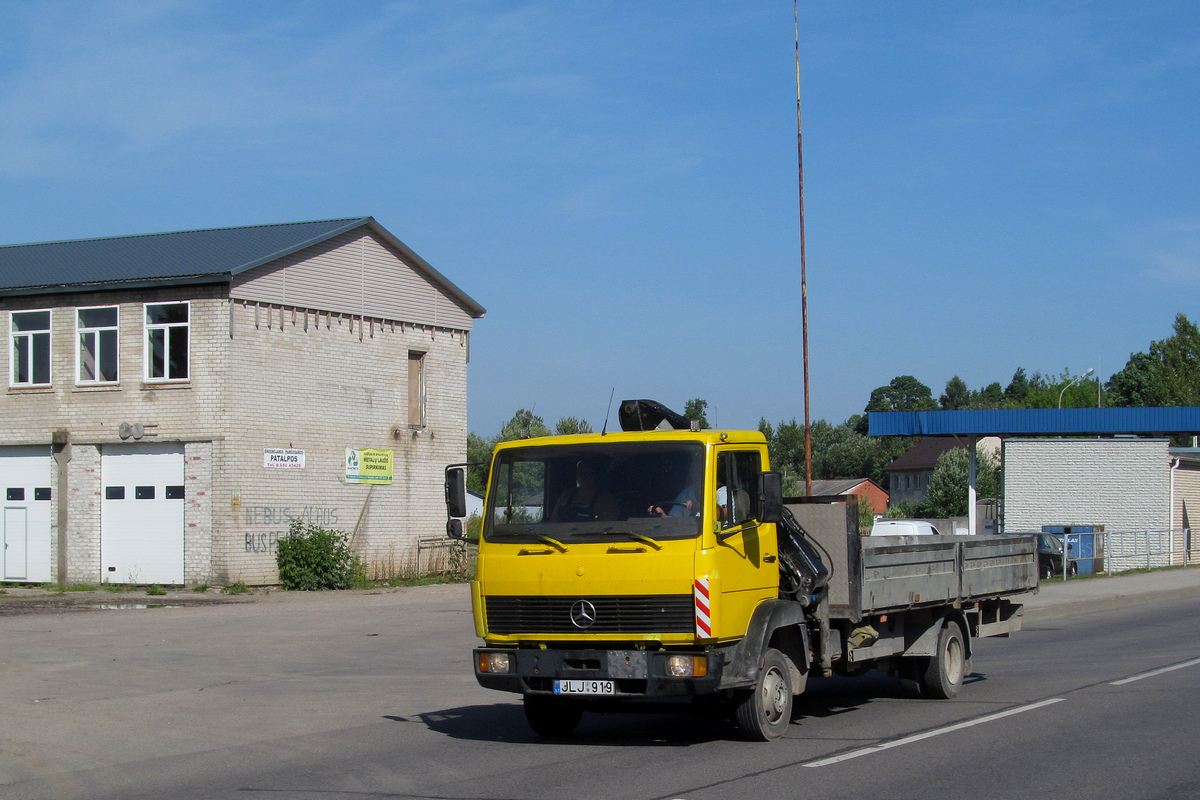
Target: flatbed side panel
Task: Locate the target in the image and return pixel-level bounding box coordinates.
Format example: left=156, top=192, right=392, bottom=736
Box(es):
left=856, top=536, right=1038, bottom=616
left=961, top=537, right=1038, bottom=598
left=859, top=538, right=959, bottom=612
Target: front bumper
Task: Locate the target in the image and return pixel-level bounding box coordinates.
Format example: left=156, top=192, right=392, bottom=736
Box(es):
left=474, top=647, right=725, bottom=698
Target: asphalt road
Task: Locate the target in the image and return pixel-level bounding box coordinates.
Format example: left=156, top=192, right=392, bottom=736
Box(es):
left=2, top=586, right=1198, bottom=800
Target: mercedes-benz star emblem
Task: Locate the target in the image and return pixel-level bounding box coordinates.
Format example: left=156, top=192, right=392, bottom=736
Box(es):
left=570, top=599, right=597, bottom=629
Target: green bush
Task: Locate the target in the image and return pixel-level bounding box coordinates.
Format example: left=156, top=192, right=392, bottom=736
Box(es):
left=276, top=518, right=354, bottom=590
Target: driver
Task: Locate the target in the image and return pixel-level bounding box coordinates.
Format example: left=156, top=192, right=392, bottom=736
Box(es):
left=552, top=460, right=620, bottom=522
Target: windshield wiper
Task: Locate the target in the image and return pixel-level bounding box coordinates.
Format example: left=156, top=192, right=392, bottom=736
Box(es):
left=489, top=528, right=568, bottom=552
left=608, top=530, right=663, bottom=550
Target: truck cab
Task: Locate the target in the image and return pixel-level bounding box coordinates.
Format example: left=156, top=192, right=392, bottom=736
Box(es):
left=446, top=420, right=796, bottom=737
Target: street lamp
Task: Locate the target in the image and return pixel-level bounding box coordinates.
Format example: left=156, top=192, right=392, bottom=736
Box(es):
left=1058, top=367, right=1095, bottom=408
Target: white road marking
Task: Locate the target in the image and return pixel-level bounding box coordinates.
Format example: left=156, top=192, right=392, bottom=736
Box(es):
left=1110, top=656, right=1200, bottom=686
left=803, top=698, right=1065, bottom=767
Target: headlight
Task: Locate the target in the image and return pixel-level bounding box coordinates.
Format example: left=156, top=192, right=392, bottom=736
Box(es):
left=665, top=654, right=707, bottom=678
left=478, top=652, right=512, bottom=673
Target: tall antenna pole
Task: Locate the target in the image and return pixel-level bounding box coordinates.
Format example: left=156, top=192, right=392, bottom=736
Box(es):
left=795, top=0, right=812, bottom=496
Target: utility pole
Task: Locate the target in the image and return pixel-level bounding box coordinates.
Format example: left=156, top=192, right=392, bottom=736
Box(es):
left=795, top=0, right=812, bottom=496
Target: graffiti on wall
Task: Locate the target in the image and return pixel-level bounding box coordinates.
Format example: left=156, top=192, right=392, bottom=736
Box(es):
left=242, top=504, right=340, bottom=553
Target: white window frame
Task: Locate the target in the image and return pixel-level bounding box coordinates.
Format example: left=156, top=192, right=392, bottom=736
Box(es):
left=143, top=301, right=190, bottom=383
left=76, top=305, right=120, bottom=385
left=10, top=308, right=52, bottom=388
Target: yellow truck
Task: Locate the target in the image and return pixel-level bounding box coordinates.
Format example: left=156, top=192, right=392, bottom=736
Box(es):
left=445, top=400, right=1037, bottom=740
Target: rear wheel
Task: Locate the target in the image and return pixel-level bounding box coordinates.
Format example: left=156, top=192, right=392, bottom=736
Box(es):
left=920, top=623, right=966, bottom=699
left=734, top=648, right=793, bottom=741
left=523, top=695, right=583, bottom=737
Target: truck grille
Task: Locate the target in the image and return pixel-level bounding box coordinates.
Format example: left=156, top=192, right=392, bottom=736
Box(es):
left=485, top=595, right=694, bottom=634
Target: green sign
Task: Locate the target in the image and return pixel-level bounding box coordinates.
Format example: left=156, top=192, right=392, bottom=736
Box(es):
left=346, top=448, right=393, bottom=484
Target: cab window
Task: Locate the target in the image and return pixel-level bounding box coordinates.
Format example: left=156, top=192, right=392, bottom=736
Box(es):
left=716, top=450, right=760, bottom=529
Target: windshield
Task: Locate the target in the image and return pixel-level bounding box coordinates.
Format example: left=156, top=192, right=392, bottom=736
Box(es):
left=485, top=441, right=705, bottom=542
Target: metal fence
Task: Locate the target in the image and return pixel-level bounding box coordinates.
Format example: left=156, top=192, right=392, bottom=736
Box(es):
left=1058, top=528, right=1197, bottom=576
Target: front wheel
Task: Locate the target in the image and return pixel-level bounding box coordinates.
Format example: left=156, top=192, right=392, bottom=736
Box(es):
left=523, top=695, right=583, bottom=737
left=734, top=648, right=793, bottom=741
left=921, top=623, right=967, bottom=699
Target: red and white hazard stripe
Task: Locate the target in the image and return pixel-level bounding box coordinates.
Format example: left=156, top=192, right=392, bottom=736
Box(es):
left=694, top=578, right=712, bottom=638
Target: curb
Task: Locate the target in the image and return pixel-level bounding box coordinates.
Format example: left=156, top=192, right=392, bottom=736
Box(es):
left=1022, top=584, right=1200, bottom=622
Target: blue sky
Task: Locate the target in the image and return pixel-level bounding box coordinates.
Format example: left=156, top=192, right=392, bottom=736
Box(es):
left=1, top=1, right=1198, bottom=435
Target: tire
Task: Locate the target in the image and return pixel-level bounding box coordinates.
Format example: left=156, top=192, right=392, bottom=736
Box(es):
left=734, top=648, right=793, bottom=741
left=523, top=695, right=583, bottom=737
left=920, top=623, right=966, bottom=700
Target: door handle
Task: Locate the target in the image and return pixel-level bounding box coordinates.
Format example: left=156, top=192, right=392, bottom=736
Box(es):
left=763, top=555, right=776, bottom=563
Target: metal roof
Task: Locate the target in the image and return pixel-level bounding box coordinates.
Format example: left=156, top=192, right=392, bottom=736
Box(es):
left=882, top=438, right=963, bottom=471
left=869, top=407, right=1200, bottom=437
left=806, top=478, right=880, bottom=496
left=0, top=217, right=486, bottom=317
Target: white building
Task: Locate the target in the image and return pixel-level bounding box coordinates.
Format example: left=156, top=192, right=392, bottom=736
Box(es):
left=1003, top=438, right=1200, bottom=569
left=0, top=217, right=484, bottom=585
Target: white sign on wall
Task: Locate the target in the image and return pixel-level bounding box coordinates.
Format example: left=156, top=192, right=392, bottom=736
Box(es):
left=263, top=448, right=306, bottom=469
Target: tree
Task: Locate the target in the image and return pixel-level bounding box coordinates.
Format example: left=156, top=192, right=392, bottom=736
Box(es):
left=1149, top=313, right=1200, bottom=406
left=683, top=398, right=710, bottom=429
left=1004, top=368, right=1031, bottom=405
left=1105, top=313, right=1200, bottom=408
left=973, top=382, right=1005, bottom=408
left=923, top=447, right=1001, bottom=518
left=1106, top=350, right=1157, bottom=407
left=939, top=376, right=969, bottom=410
left=497, top=409, right=551, bottom=442
left=465, top=432, right=491, bottom=493
left=554, top=416, right=593, bottom=436
left=865, top=376, right=937, bottom=414
left=465, top=410, right=552, bottom=493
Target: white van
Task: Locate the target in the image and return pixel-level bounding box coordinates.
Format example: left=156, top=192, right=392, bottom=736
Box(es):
left=869, top=519, right=942, bottom=536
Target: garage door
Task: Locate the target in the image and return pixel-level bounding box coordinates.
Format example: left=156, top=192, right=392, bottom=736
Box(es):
left=101, top=444, right=185, bottom=585
left=0, top=446, right=53, bottom=583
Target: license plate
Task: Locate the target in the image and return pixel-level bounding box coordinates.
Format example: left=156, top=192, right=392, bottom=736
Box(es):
left=553, top=679, right=614, bottom=695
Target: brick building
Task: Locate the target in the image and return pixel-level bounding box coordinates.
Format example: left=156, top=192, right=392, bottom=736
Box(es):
left=1003, top=438, right=1200, bottom=567
left=0, top=217, right=484, bottom=586
left=803, top=478, right=889, bottom=515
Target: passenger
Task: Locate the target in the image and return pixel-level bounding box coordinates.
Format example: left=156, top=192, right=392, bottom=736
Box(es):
left=552, top=460, right=620, bottom=522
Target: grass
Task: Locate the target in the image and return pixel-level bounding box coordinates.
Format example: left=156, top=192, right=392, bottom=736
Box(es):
left=385, top=573, right=470, bottom=588
left=65, top=584, right=96, bottom=592
left=145, top=585, right=167, bottom=596
left=222, top=581, right=251, bottom=595
left=192, top=584, right=210, bottom=593
left=1044, top=562, right=1195, bottom=582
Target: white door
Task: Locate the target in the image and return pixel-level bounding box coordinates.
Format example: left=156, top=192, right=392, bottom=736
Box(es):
left=0, top=446, right=53, bottom=583
left=4, top=508, right=27, bottom=580
left=101, top=444, right=185, bottom=585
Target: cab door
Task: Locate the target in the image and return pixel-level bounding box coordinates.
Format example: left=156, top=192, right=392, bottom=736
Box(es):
left=708, top=447, right=778, bottom=639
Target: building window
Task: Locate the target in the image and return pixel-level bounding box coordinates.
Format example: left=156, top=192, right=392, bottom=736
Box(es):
left=144, top=302, right=188, bottom=381
left=408, top=351, right=426, bottom=427
left=77, top=306, right=119, bottom=384
left=10, top=309, right=51, bottom=387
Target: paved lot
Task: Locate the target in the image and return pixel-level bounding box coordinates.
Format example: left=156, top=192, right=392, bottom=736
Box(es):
left=2, top=569, right=1199, bottom=797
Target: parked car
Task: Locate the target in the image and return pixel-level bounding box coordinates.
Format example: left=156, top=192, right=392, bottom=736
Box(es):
left=870, top=519, right=942, bottom=536
left=1002, top=532, right=1076, bottom=579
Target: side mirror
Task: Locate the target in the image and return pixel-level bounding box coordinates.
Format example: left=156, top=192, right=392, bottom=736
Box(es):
left=759, top=471, right=783, bottom=524
left=447, top=518, right=465, bottom=540
left=445, top=467, right=467, bottom=520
